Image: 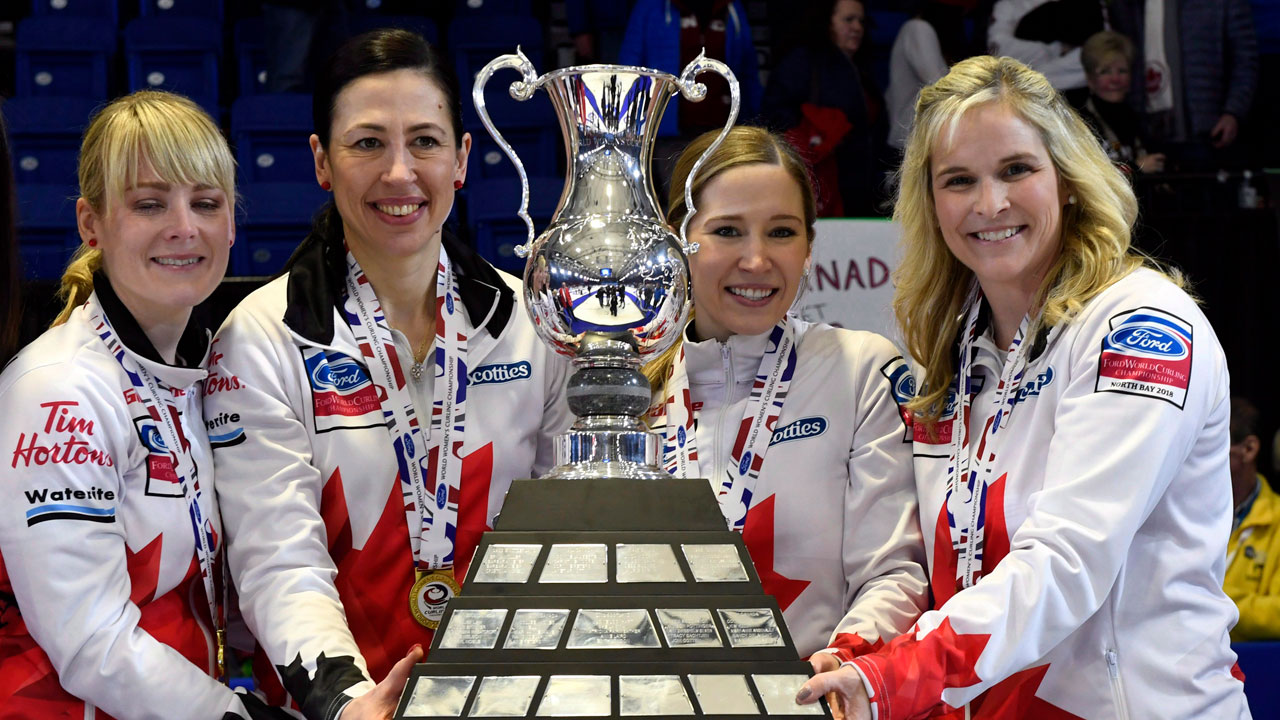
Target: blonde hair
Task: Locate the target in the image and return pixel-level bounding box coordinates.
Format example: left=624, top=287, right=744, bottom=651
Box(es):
left=54, top=90, right=235, bottom=326
left=1081, top=31, right=1135, bottom=77
left=894, top=55, right=1155, bottom=426
left=642, top=126, right=817, bottom=402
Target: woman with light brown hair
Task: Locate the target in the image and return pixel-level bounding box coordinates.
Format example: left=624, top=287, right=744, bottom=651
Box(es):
left=645, top=125, right=927, bottom=662
left=797, top=55, right=1247, bottom=720
left=0, top=90, right=285, bottom=719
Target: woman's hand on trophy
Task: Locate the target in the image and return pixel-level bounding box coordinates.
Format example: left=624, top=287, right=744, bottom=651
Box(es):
left=339, top=644, right=423, bottom=720
left=796, top=655, right=872, bottom=720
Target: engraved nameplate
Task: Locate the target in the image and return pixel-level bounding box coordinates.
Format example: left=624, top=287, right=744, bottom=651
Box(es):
left=718, top=609, right=785, bottom=648
left=619, top=675, right=695, bottom=716
left=655, top=608, right=723, bottom=648
left=681, top=544, right=749, bottom=582
left=566, top=608, right=661, bottom=649
left=473, top=544, right=543, bottom=584
left=536, top=675, right=611, bottom=716
left=616, top=543, right=685, bottom=583
left=402, top=675, right=476, bottom=718
left=689, top=674, right=759, bottom=715
left=468, top=676, right=541, bottom=717
left=539, top=544, right=608, bottom=583
left=504, top=608, right=570, bottom=650
left=752, top=675, right=824, bottom=715
left=438, top=609, right=507, bottom=650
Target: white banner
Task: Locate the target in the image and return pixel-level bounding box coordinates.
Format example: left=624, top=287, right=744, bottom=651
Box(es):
left=796, top=219, right=903, bottom=343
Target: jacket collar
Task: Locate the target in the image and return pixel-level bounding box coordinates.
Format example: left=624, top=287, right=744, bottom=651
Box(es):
left=681, top=317, right=789, bottom=388
left=92, top=270, right=211, bottom=371
left=282, top=230, right=515, bottom=345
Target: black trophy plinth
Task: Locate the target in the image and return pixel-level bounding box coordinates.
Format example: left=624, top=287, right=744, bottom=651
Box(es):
left=393, top=478, right=832, bottom=719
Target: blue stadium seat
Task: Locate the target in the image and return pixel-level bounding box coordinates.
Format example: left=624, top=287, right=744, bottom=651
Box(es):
left=15, top=17, right=116, bottom=99
left=452, top=0, right=533, bottom=15
left=30, top=0, right=120, bottom=28
left=231, top=94, right=315, bottom=184
left=16, top=185, right=81, bottom=280
left=467, top=121, right=560, bottom=180
left=138, top=0, right=223, bottom=22
left=235, top=182, right=329, bottom=277
left=124, top=17, right=222, bottom=116
left=449, top=14, right=545, bottom=128
left=233, top=17, right=268, bottom=96
left=3, top=97, right=101, bottom=188
left=348, top=14, right=439, bottom=45
left=466, top=175, right=562, bottom=273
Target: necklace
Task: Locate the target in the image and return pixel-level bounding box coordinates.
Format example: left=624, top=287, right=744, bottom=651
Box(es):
left=410, top=332, right=432, bottom=381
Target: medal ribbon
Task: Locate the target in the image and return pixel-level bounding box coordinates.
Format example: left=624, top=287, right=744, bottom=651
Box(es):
left=662, top=321, right=797, bottom=531
left=90, top=303, right=227, bottom=682
left=342, top=250, right=468, bottom=571
left=946, top=286, right=1050, bottom=589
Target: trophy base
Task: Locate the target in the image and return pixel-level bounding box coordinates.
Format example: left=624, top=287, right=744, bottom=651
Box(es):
left=547, top=423, right=665, bottom=480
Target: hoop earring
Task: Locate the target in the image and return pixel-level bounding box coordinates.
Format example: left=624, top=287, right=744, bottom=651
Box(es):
left=788, top=257, right=813, bottom=315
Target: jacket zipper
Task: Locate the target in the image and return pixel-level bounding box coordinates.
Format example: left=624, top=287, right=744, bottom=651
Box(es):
left=711, top=343, right=733, bottom=484
left=1106, top=649, right=1132, bottom=720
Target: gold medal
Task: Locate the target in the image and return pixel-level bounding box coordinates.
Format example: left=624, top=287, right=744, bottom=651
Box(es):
left=409, top=567, right=460, bottom=629
left=215, top=628, right=227, bottom=683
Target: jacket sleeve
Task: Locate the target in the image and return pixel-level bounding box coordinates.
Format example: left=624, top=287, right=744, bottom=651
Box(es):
left=533, top=347, right=573, bottom=477
left=205, top=309, right=375, bottom=720
left=0, top=364, right=262, bottom=720
left=901, top=21, right=950, bottom=89
left=986, top=3, right=1085, bottom=89
left=850, top=289, right=1228, bottom=720
left=1222, top=0, right=1258, bottom=119
left=826, top=339, right=928, bottom=660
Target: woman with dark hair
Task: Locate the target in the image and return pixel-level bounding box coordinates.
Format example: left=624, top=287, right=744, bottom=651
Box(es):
left=762, top=0, right=888, bottom=216
left=205, top=29, right=570, bottom=720
left=0, top=113, right=19, bottom=367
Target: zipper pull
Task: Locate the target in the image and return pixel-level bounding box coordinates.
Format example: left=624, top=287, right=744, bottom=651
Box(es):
left=1106, top=649, right=1120, bottom=679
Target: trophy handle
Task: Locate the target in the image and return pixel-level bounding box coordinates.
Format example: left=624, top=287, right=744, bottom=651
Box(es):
left=675, top=50, right=740, bottom=255
left=472, top=47, right=542, bottom=258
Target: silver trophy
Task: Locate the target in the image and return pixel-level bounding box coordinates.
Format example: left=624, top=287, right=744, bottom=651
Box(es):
left=474, top=49, right=739, bottom=480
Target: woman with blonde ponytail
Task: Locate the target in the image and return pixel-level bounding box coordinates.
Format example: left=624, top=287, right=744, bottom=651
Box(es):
left=798, top=56, right=1247, bottom=720
left=644, top=125, right=926, bottom=660
left=0, top=90, right=286, bottom=720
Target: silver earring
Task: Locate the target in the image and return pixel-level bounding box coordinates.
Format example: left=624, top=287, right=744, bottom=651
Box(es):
left=1068, top=194, right=1077, bottom=205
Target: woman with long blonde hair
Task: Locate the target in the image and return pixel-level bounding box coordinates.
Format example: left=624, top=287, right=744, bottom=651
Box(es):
left=645, top=125, right=927, bottom=661
left=797, top=56, right=1248, bottom=720
left=0, top=91, right=285, bottom=718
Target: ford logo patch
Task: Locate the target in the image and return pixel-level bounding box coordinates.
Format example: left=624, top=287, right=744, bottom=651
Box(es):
left=1107, top=326, right=1186, bottom=358
left=677, top=425, right=686, bottom=447
left=144, top=424, right=168, bottom=452
left=445, top=294, right=455, bottom=314
left=436, top=484, right=447, bottom=508
left=739, top=451, right=752, bottom=476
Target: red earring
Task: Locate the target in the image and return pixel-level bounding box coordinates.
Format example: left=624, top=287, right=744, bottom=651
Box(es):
left=454, top=180, right=464, bottom=190
left=321, top=181, right=331, bottom=191
left=87, top=239, right=98, bottom=247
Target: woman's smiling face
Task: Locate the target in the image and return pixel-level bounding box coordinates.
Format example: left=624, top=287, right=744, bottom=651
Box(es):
left=312, top=68, right=469, bottom=261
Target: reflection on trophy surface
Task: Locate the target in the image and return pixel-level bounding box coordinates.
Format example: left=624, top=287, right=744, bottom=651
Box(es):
left=474, top=48, right=739, bottom=480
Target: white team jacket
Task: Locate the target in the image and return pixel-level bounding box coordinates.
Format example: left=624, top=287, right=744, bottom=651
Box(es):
left=839, top=269, right=1250, bottom=719
left=0, top=279, right=282, bottom=720
left=649, top=317, right=929, bottom=658
left=205, top=234, right=571, bottom=720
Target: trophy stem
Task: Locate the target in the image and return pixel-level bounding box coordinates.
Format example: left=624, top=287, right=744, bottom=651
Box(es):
left=544, top=333, right=668, bottom=479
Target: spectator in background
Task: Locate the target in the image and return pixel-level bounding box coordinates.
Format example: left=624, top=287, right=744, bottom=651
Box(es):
left=262, top=0, right=350, bottom=93
left=1076, top=31, right=1165, bottom=173
left=1112, top=0, right=1257, bottom=169
left=886, top=1, right=966, bottom=150
left=0, top=113, right=18, bottom=367
left=763, top=0, right=888, bottom=216
left=1226, top=396, right=1280, bottom=641
left=988, top=0, right=1103, bottom=93
left=567, top=0, right=636, bottom=63
left=619, top=0, right=762, bottom=189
